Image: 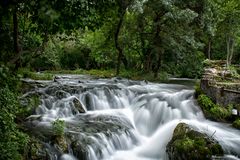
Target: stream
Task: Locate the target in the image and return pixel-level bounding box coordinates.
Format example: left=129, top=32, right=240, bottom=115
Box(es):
left=23, top=75, right=240, bottom=160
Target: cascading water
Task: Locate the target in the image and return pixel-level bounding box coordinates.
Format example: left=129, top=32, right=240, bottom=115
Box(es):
left=24, top=75, right=240, bottom=160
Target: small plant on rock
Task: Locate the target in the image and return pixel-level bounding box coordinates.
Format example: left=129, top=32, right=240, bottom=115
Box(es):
left=52, top=119, right=65, bottom=136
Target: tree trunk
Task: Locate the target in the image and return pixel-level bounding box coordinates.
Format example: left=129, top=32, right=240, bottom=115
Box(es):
left=13, top=7, right=20, bottom=68
left=121, top=54, right=128, bottom=69
left=229, top=38, right=235, bottom=65
left=153, top=50, right=162, bottom=78
left=226, top=36, right=234, bottom=67
left=207, top=39, right=211, bottom=59
left=152, top=14, right=161, bottom=78
left=226, top=36, right=230, bottom=67
left=143, top=48, right=152, bottom=72
left=115, top=12, right=125, bottom=76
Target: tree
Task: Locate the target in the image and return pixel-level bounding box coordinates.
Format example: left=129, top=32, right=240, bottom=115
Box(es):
left=139, top=0, right=202, bottom=77
left=0, top=0, right=117, bottom=68
left=114, top=0, right=134, bottom=75
left=218, top=0, right=240, bottom=66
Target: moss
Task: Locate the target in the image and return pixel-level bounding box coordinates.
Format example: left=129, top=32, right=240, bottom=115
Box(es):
left=232, top=119, right=240, bottom=129
left=167, top=123, right=223, bottom=160
left=197, top=94, right=232, bottom=122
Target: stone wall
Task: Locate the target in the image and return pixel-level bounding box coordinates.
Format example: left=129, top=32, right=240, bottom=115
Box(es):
left=200, top=78, right=240, bottom=107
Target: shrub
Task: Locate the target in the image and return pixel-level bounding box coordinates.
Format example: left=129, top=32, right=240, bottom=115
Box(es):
left=197, top=94, right=232, bottom=121
left=232, top=119, right=240, bottom=129
left=197, top=94, right=215, bottom=111
left=0, top=87, right=29, bottom=160
left=0, top=66, right=29, bottom=159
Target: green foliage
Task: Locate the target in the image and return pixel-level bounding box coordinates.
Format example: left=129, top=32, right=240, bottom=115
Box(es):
left=19, top=95, right=41, bottom=119
left=229, top=65, right=240, bottom=79
left=52, top=119, right=65, bottom=136
left=0, top=65, right=19, bottom=90
left=194, top=82, right=203, bottom=97
left=18, top=68, right=53, bottom=80
left=232, top=119, right=240, bottom=129
left=197, top=94, right=232, bottom=121
left=0, top=66, right=29, bottom=160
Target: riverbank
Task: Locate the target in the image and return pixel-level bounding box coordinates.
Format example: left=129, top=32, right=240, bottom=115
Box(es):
left=17, top=68, right=171, bottom=82
left=19, top=74, right=240, bottom=160
left=196, top=60, right=240, bottom=129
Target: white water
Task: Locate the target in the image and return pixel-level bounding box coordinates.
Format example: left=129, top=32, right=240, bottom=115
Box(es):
left=26, top=76, right=240, bottom=160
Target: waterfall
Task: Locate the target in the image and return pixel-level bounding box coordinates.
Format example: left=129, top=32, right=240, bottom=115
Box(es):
left=25, top=75, right=240, bottom=160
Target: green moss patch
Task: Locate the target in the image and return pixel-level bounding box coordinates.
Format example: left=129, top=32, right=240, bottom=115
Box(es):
left=197, top=94, right=232, bottom=122
left=167, top=123, right=223, bottom=160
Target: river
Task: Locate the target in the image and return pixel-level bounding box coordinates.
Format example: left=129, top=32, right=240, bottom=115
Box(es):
left=23, top=75, right=240, bottom=160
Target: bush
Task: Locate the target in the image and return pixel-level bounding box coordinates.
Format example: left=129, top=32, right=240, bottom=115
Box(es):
left=0, top=66, right=29, bottom=159
left=197, top=94, right=232, bottom=121
left=0, top=87, right=29, bottom=160
left=232, top=119, right=240, bottom=129
left=0, top=65, right=19, bottom=90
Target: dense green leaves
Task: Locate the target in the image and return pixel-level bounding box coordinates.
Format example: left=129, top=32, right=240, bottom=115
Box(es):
left=1, top=0, right=240, bottom=76
left=0, top=66, right=29, bottom=160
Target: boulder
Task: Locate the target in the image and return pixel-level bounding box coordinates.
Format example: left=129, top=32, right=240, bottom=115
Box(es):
left=55, top=90, right=69, bottom=99
left=166, top=123, right=223, bottom=160
left=72, top=97, right=86, bottom=113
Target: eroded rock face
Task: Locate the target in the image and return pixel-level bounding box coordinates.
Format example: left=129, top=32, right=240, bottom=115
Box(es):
left=166, top=123, right=223, bottom=160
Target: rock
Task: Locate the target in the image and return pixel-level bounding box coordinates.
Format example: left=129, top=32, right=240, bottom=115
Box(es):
left=69, top=139, right=88, bottom=160
left=54, top=76, right=61, bottom=82
left=26, top=115, right=42, bottom=121
left=25, top=137, right=50, bottom=160
left=60, top=154, right=77, bottom=160
left=55, top=90, right=69, bottom=99
left=204, top=68, right=218, bottom=76
left=25, top=113, right=134, bottom=160
left=200, top=60, right=240, bottom=107
left=166, top=123, right=223, bottom=160
left=52, top=135, right=68, bottom=153
left=72, top=97, right=86, bottom=113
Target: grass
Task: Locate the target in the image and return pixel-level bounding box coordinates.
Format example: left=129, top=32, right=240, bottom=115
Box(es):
left=17, top=68, right=53, bottom=80
left=17, top=67, right=169, bottom=82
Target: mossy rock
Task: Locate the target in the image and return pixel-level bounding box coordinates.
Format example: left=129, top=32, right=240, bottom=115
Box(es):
left=72, top=97, right=86, bottom=113
left=51, top=135, right=68, bottom=153
left=166, top=123, right=223, bottom=160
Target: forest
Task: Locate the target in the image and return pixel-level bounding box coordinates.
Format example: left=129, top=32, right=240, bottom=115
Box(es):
left=1, top=0, right=240, bottom=78
left=1, top=0, right=240, bottom=159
